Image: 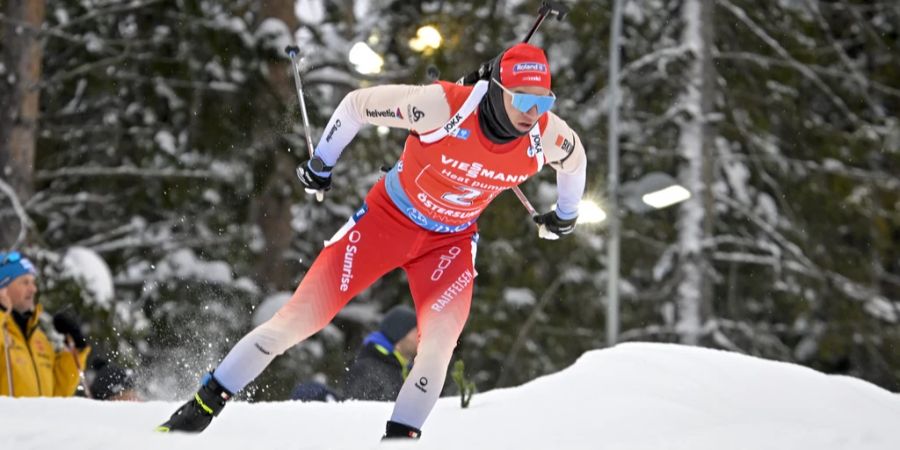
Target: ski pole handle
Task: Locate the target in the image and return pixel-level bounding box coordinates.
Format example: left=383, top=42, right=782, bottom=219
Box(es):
left=522, top=1, right=570, bottom=43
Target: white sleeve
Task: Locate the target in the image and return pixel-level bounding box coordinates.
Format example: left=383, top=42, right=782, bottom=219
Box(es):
left=311, top=95, right=366, bottom=168
left=312, top=84, right=451, bottom=169
left=541, top=113, right=588, bottom=219
left=555, top=162, right=586, bottom=219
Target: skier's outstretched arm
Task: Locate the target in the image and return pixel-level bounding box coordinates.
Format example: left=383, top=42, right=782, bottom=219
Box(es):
left=315, top=84, right=452, bottom=163
left=533, top=112, right=588, bottom=239
left=296, top=84, right=453, bottom=198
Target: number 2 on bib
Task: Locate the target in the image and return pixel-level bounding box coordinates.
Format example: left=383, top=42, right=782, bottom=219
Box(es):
left=442, top=186, right=482, bottom=206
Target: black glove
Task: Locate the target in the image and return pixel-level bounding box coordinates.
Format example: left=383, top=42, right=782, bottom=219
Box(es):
left=296, top=157, right=333, bottom=198
left=53, top=312, right=87, bottom=349
left=533, top=211, right=578, bottom=239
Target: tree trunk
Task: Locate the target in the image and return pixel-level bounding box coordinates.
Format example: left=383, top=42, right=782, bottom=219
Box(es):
left=250, top=1, right=301, bottom=290
left=0, top=0, right=45, bottom=248
left=674, top=0, right=715, bottom=345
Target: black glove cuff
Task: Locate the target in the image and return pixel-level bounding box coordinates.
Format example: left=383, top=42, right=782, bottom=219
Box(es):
left=534, top=211, right=578, bottom=236
left=297, top=162, right=333, bottom=191
left=308, top=156, right=333, bottom=173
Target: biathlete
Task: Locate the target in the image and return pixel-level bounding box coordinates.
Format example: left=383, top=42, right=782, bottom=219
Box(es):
left=159, top=43, right=587, bottom=440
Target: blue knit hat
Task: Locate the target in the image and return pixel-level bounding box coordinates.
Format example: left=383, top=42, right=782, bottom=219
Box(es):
left=0, top=252, right=37, bottom=289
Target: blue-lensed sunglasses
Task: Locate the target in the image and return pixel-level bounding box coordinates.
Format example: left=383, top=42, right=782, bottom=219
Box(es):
left=0, top=251, right=22, bottom=267
left=492, top=78, right=556, bottom=115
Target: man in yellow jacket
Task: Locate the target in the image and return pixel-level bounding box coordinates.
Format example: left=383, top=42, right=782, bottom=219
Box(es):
left=1, top=251, right=90, bottom=397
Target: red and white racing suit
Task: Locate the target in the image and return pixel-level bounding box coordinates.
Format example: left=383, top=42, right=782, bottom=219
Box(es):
left=213, top=80, right=586, bottom=429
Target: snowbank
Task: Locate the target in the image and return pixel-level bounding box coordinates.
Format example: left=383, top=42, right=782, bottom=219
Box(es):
left=2, top=343, right=898, bottom=449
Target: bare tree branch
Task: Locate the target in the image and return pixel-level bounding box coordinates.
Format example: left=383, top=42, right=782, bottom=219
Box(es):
left=715, top=51, right=900, bottom=99
left=802, top=0, right=885, bottom=118
left=50, top=0, right=165, bottom=32
left=718, top=152, right=900, bottom=192
left=0, top=178, right=33, bottom=249
left=719, top=0, right=861, bottom=125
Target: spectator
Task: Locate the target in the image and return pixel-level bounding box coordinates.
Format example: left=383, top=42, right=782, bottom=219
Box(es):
left=342, top=305, right=418, bottom=401
left=0, top=251, right=91, bottom=397
left=90, top=358, right=140, bottom=401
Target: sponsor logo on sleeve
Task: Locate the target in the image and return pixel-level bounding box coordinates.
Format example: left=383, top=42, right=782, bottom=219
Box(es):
left=325, top=119, right=342, bottom=142
left=365, top=107, right=404, bottom=119
left=555, top=134, right=575, bottom=154
left=254, top=343, right=272, bottom=355
left=407, top=105, right=426, bottom=123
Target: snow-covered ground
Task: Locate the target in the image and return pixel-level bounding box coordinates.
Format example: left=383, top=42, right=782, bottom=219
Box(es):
left=2, top=343, right=899, bottom=450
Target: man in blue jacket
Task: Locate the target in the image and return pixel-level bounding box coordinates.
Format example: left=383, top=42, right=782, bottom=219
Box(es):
left=343, top=305, right=418, bottom=401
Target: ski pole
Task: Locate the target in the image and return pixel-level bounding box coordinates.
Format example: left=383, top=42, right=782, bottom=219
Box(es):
left=523, top=1, right=570, bottom=44
left=510, top=1, right=571, bottom=220
left=511, top=186, right=539, bottom=218
left=284, top=45, right=325, bottom=202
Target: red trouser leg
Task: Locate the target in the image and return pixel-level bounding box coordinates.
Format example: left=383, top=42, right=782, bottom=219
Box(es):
left=213, top=187, right=424, bottom=393
left=389, top=232, right=478, bottom=429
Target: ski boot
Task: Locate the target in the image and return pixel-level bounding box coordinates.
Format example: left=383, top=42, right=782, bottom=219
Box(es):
left=382, top=420, right=422, bottom=439
left=156, top=373, right=232, bottom=433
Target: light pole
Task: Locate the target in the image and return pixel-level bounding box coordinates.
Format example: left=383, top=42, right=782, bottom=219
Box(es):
left=579, top=177, right=690, bottom=346
left=606, top=0, right=625, bottom=347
